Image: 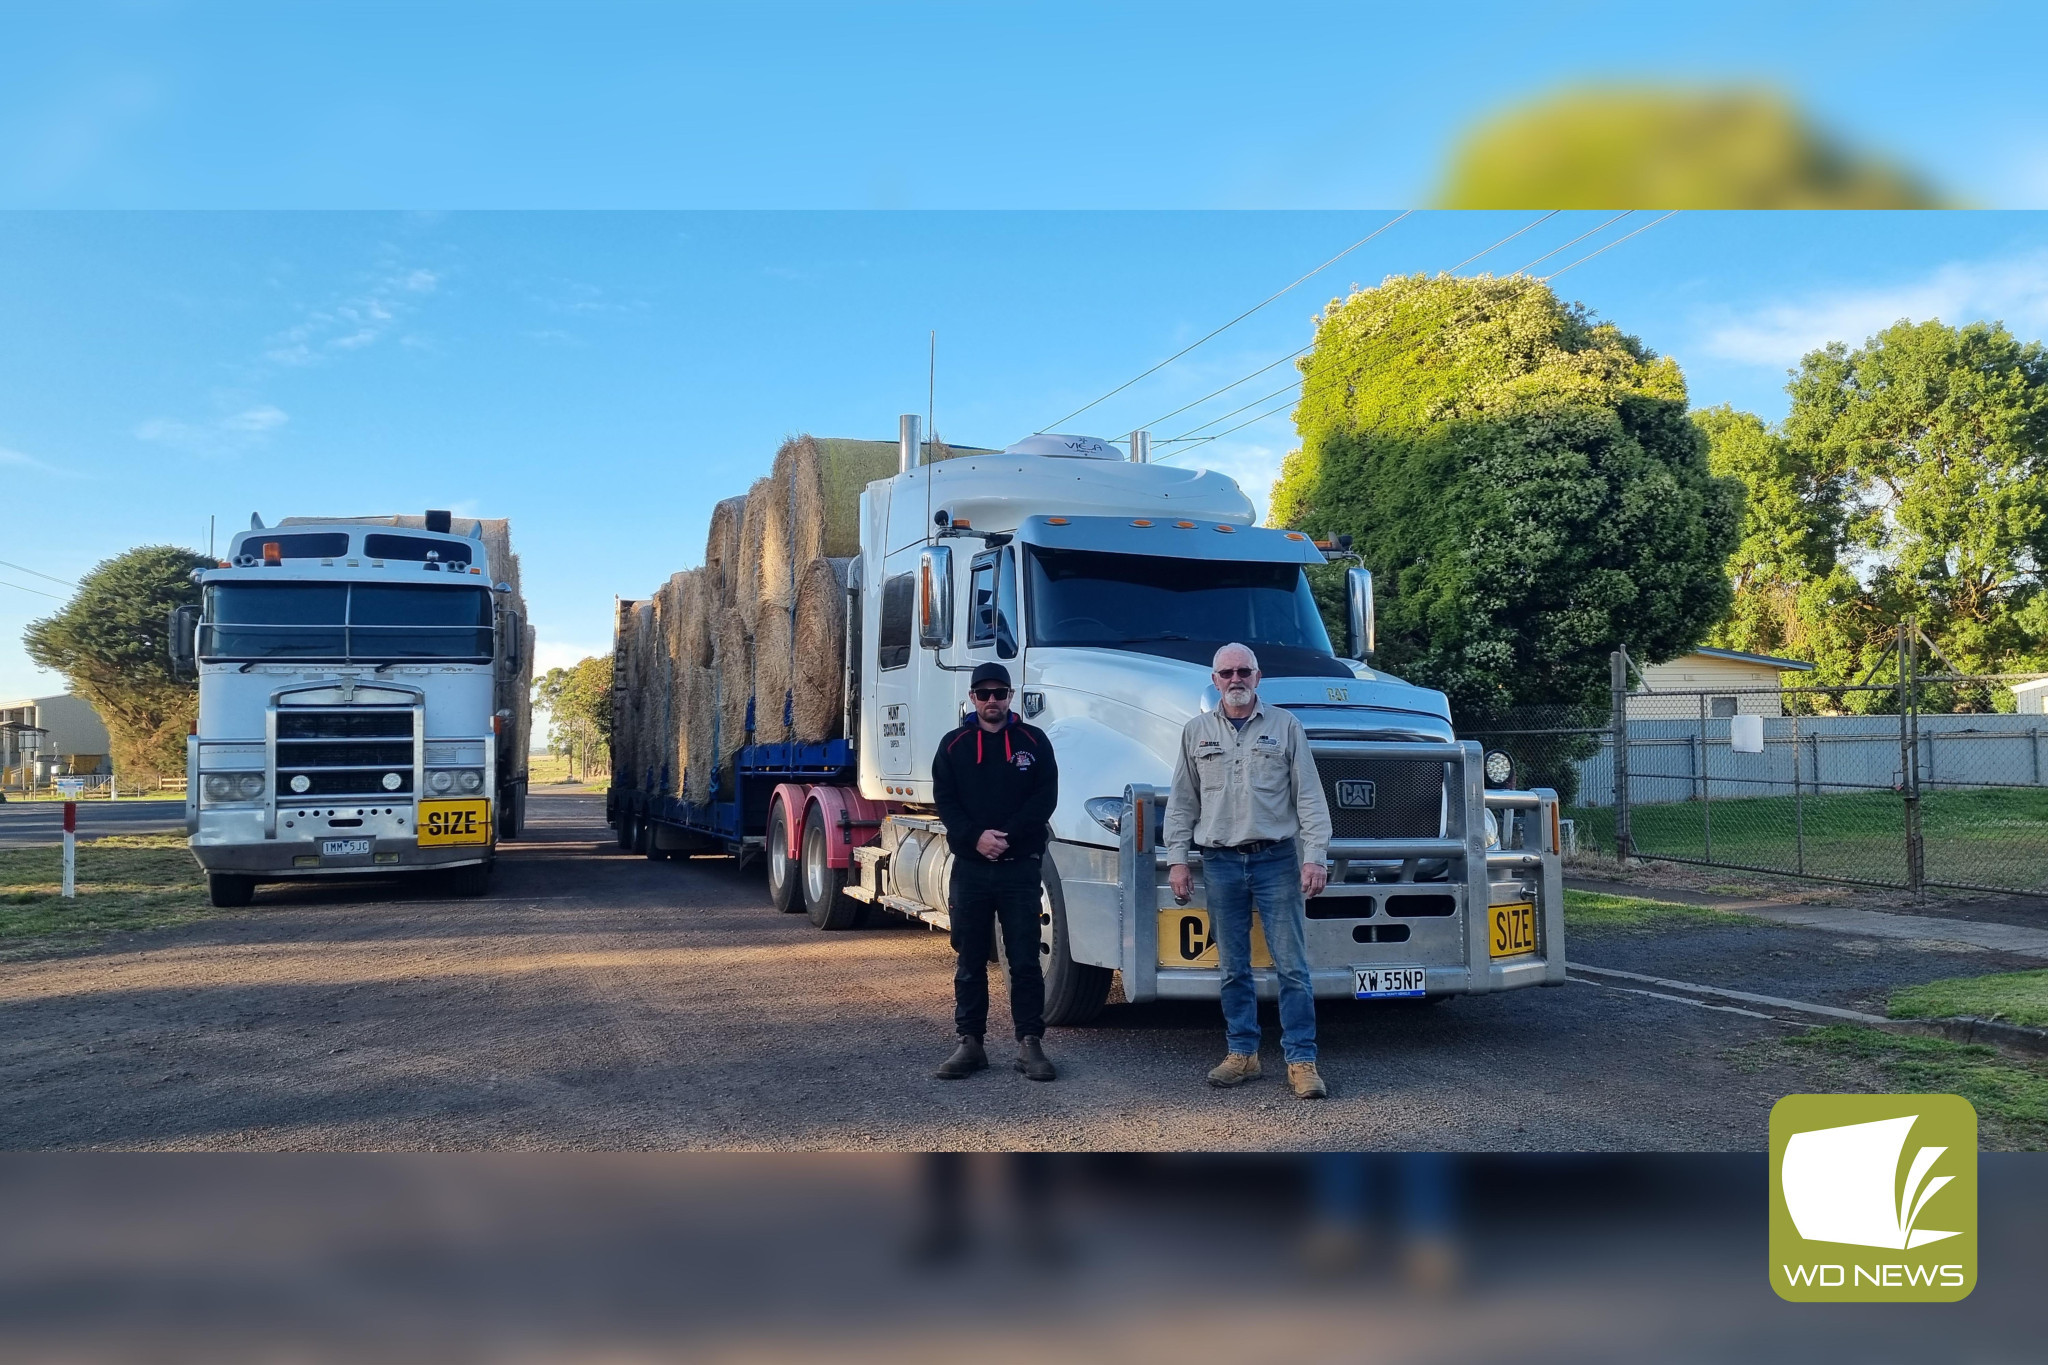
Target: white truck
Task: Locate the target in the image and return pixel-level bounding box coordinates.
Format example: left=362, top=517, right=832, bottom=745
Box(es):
left=619, top=419, right=1566, bottom=1025
left=170, top=511, right=532, bottom=907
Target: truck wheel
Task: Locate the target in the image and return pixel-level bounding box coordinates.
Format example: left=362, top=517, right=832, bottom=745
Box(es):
left=616, top=813, right=635, bottom=850
left=633, top=817, right=653, bottom=857
left=444, top=861, right=492, bottom=897
left=999, top=858, right=1111, bottom=1027
left=500, top=784, right=524, bottom=841
left=766, top=798, right=801, bottom=913
left=207, top=873, right=255, bottom=908
left=800, top=804, right=863, bottom=929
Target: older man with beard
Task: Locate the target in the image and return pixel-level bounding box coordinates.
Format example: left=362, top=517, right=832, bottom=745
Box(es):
left=1164, top=642, right=1333, bottom=1098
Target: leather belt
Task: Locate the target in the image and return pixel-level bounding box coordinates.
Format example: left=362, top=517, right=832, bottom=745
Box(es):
left=1197, top=837, right=1291, bottom=856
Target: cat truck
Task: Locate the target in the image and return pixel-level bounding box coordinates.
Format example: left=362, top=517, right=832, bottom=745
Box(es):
left=170, top=511, right=533, bottom=908
left=611, top=420, right=1564, bottom=1025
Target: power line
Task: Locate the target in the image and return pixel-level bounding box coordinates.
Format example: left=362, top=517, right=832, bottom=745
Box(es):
left=1038, top=209, right=1414, bottom=433
left=1159, top=378, right=1303, bottom=444
left=1513, top=210, right=1632, bottom=275
left=0, top=557, right=74, bottom=587
left=1166, top=394, right=1307, bottom=457
left=1133, top=345, right=1313, bottom=434
left=1539, top=211, right=1681, bottom=281
left=1444, top=210, right=1558, bottom=272
left=0, top=576, right=63, bottom=600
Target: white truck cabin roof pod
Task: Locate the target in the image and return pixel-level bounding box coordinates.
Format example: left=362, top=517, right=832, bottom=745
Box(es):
left=883, top=447, right=1256, bottom=546
left=219, top=523, right=488, bottom=576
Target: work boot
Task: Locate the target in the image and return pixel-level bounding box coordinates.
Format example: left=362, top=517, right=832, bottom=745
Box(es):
left=934, top=1035, right=987, bottom=1080
left=1013, top=1036, right=1056, bottom=1082
left=1287, top=1061, right=1329, bottom=1099
left=1207, top=1052, right=1262, bottom=1087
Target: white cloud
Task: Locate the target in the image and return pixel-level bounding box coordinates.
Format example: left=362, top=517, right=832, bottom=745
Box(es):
left=135, top=405, right=290, bottom=457
left=1700, top=252, right=2048, bottom=369
left=262, top=263, right=442, bottom=367
left=0, top=445, right=55, bottom=472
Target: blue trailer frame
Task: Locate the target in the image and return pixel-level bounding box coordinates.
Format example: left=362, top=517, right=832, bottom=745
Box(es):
left=609, top=735, right=857, bottom=857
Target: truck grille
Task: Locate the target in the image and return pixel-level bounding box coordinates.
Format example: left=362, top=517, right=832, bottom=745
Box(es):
left=275, top=707, right=416, bottom=799
left=1313, top=751, right=1446, bottom=841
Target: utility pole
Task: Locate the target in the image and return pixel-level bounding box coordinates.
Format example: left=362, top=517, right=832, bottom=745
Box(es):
left=1899, top=621, right=1925, bottom=898
left=1611, top=648, right=1633, bottom=864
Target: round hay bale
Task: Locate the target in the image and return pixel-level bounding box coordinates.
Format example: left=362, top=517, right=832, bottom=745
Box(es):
left=736, top=477, right=777, bottom=633
left=713, top=605, right=754, bottom=770
left=811, top=439, right=903, bottom=557
left=775, top=436, right=828, bottom=570
left=754, top=599, right=794, bottom=742
left=647, top=586, right=677, bottom=794
left=677, top=567, right=711, bottom=669
left=753, top=468, right=798, bottom=619
left=705, top=495, right=747, bottom=607
left=629, top=601, right=655, bottom=790
left=682, top=663, right=715, bottom=802
left=791, top=556, right=852, bottom=742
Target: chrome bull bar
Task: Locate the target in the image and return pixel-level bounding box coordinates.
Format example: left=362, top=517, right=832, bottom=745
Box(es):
left=1116, top=740, right=1564, bottom=1003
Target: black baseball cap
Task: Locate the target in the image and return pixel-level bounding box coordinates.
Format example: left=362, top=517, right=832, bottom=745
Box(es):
left=969, top=662, right=1012, bottom=690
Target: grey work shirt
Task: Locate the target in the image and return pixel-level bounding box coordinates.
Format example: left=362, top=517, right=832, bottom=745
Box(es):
left=1163, top=701, right=1332, bottom=868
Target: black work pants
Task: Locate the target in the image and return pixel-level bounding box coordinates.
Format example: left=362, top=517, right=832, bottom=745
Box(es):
left=949, top=855, right=1045, bottom=1040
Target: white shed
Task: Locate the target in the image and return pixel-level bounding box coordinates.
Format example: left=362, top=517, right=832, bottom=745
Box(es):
left=1631, top=647, right=1814, bottom=720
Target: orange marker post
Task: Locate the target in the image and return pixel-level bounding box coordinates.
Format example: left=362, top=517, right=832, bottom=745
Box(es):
left=61, top=800, right=77, bottom=898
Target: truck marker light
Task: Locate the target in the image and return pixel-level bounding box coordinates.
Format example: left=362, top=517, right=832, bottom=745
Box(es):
left=1045, top=517, right=1069, bottom=525
left=262, top=542, right=282, bottom=565
left=1131, top=519, right=1152, bottom=527
left=1286, top=532, right=1308, bottom=541
left=1175, top=521, right=1196, bottom=528
left=1214, top=525, right=1236, bottom=533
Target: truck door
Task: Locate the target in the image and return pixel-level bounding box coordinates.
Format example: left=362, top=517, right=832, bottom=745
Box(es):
left=874, top=554, right=917, bottom=779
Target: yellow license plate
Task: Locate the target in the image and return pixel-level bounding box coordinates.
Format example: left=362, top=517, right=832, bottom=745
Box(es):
left=1158, top=906, right=1273, bottom=969
left=418, top=798, right=490, bottom=846
left=1489, top=901, right=1537, bottom=958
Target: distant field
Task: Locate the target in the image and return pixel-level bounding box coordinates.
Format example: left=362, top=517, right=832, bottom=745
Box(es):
left=1570, top=786, right=2048, bottom=891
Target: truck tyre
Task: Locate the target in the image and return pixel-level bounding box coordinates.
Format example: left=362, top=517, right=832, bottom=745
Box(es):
left=800, top=804, right=863, bottom=930
left=444, top=861, right=492, bottom=897
left=616, top=812, right=635, bottom=850
left=633, top=817, right=653, bottom=857
left=500, top=783, right=524, bottom=841
left=998, top=858, right=1111, bottom=1027
left=208, top=873, right=255, bottom=908
left=766, top=798, right=802, bottom=913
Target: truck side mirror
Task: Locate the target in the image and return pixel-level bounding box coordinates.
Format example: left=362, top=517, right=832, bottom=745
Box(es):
left=1344, top=567, right=1375, bottom=659
left=501, top=610, right=523, bottom=671
left=167, top=604, right=200, bottom=679
left=918, top=545, right=954, bottom=651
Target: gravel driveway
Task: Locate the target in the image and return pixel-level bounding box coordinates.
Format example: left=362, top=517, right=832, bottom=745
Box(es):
left=0, top=791, right=2019, bottom=1152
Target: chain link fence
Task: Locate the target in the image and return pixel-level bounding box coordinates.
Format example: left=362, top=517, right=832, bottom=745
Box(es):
left=1464, top=640, right=2048, bottom=899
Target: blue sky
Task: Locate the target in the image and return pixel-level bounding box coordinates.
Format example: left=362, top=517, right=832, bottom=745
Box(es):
left=8, top=209, right=2048, bottom=702
left=4, top=2, right=2047, bottom=209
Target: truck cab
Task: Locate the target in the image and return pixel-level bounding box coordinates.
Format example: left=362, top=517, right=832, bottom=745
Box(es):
left=172, top=513, right=528, bottom=907
left=812, top=428, right=1566, bottom=1023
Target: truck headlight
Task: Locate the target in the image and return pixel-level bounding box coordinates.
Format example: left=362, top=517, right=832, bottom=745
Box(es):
left=1484, top=808, right=1500, bottom=848
left=1483, top=750, right=1514, bottom=787
left=457, top=769, right=484, bottom=794
left=1084, top=796, right=1124, bottom=834
left=235, top=773, right=265, bottom=800
left=203, top=774, right=236, bottom=802
left=429, top=770, right=454, bottom=794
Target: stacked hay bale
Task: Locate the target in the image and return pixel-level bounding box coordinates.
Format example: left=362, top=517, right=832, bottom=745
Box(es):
left=622, top=432, right=983, bottom=801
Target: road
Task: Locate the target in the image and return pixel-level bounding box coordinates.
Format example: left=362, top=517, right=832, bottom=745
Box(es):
left=0, top=797, right=186, bottom=847
left=1, top=790, right=2036, bottom=1151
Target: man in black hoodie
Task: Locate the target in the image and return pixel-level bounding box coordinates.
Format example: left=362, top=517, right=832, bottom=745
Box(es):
left=929, top=661, right=1060, bottom=1082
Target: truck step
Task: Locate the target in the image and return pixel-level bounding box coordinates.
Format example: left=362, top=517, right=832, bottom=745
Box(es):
left=880, top=893, right=949, bottom=931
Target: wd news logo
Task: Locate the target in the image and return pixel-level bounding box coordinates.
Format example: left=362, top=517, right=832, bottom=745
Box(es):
left=1769, top=1094, right=1977, bottom=1302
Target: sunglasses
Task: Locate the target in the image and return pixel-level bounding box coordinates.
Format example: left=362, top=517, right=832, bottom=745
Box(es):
left=1214, top=667, right=1257, bottom=680
left=971, top=688, right=1012, bottom=701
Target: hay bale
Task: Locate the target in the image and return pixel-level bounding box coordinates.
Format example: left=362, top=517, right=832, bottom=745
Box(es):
left=736, top=477, right=776, bottom=632
left=705, top=495, right=747, bottom=608
left=774, top=436, right=828, bottom=570
left=812, top=439, right=924, bottom=556
left=752, top=473, right=798, bottom=622
left=678, top=567, right=712, bottom=669
left=713, top=605, right=754, bottom=773
left=628, top=601, right=655, bottom=789
left=613, top=597, right=643, bottom=782
left=754, top=597, right=794, bottom=742
left=682, top=663, right=714, bottom=802
left=792, top=556, right=852, bottom=742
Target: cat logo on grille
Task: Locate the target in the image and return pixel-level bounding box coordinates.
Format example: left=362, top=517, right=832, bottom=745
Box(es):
left=1335, top=779, right=1377, bottom=809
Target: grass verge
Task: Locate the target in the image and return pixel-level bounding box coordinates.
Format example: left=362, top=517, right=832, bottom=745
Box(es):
left=1756, top=1024, right=2048, bottom=1150
left=1890, top=969, right=2048, bottom=1029
left=0, top=832, right=212, bottom=960
left=1564, top=888, right=1766, bottom=931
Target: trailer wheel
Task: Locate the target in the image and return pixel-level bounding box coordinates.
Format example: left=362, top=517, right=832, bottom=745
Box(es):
left=999, top=858, right=1111, bottom=1027
left=633, top=817, right=653, bottom=857
left=207, top=873, right=255, bottom=908
left=766, top=798, right=802, bottom=913
left=616, top=813, right=635, bottom=851
left=800, top=804, right=863, bottom=929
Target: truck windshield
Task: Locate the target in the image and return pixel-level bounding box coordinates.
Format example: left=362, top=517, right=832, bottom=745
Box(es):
left=200, top=583, right=494, bottom=662
left=1025, top=545, right=1343, bottom=675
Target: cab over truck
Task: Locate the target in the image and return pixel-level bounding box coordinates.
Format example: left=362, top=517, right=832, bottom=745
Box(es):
left=611, top=419, right=1565, bottom=1025
left=170, top=511, right=532, bottom=907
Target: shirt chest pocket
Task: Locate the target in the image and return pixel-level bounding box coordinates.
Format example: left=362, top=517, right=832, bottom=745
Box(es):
left=1250, top=745, right=1290, bottom=785
left=1195, top=749, right=1229, bottom=793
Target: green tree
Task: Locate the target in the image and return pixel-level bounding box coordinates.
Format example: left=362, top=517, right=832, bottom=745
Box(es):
left=1274, top=273, right=1741, bottom=718
left=1693, top=405, right=1870, bottom=685
left=23, top=545, right=212, bottom=784
left=1436, top=87, right=1941, bottom=209
left=1785, top=319, right=2048, bottom=681
left=534, top=654, right=613, bottom=777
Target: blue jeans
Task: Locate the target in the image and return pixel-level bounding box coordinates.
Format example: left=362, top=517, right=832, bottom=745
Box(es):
left=1202, top=838, right=1316, bottom=1064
